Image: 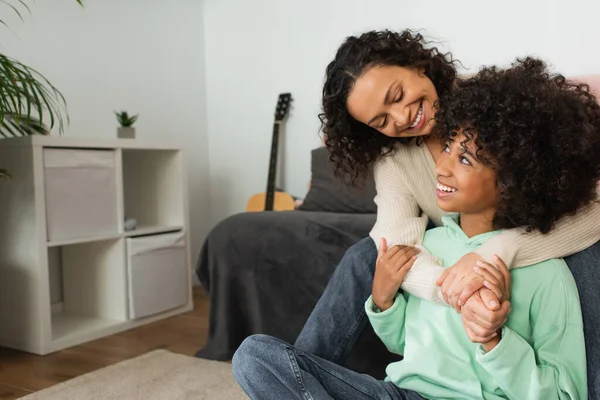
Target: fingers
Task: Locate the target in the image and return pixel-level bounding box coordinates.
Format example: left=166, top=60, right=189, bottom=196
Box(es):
left=390, top=246, right=420, bottom=265
left=479, top=287, right=500, bottom=311
left=394, top=254, right=417, bottom=281
left=379, top=244, right=412, bottom=263
left=448, top=276, right=467, bottom=312
left=440, top=273, right=458, bottom=307
left=462, top=294, right=509, bottom=334
left=463, top=322, right=498, bottom=343
left=378, top=245, right=400, bottom=263
left=474, top=261, right=504, bottom=287
left=493, top=254, right=511, bottom=299
left=457, top=276, right=485, bottom=307
left=436, top=268, right=449, bottom=287
left=473, top=261, right=505, bottom=300
left=377, top=238, right=388, bottom=260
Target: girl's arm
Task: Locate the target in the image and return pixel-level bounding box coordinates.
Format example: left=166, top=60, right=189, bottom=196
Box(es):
left=476, top=324, right=586, bottom=400
left=474, top=259, right=587, bottom=400
left=365, top=293, right=408, bottom=355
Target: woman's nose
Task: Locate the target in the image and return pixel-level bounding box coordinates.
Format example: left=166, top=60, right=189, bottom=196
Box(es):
left=389, top=106, right=410, bottom=128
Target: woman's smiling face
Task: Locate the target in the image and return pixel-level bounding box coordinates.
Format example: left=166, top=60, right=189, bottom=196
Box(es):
left=346, top=65, right=439, bottom=138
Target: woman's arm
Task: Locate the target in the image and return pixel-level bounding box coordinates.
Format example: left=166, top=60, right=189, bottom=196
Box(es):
left=369, top=151, right=446, bottom=303
left=443, top=199, right=600, bottom=308
left=476, top=200, right=600, bottom=268
left=369, top=150, right=429, bottom=247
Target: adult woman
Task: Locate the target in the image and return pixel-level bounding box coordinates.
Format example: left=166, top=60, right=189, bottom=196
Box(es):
left=294, top=30, right=600, bottom=398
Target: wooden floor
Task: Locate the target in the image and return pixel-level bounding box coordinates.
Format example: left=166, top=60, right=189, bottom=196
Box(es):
left=0, top=287, right=210, bottom=400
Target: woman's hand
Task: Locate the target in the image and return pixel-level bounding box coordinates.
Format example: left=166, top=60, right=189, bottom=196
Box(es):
left=372, top=238, right=419, bottom=311
left=461, top=256, right=512, bottom=352
left=473, top=256, right=511, bottom=305
left=436, top=252, right=507, bottom=312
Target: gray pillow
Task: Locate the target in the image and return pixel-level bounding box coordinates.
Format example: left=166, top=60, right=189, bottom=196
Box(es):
left=298, top=147, right=377, bottom=214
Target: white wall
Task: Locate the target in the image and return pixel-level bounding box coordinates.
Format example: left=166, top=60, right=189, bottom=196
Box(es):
left=203, top=0, right=600, bottom=226
left=2, top=0, right=210, bottom=267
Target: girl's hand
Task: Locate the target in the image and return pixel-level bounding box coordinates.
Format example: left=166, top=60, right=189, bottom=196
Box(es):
left=461, top=290, right=510, bottom=344
left=372, top=238, right=419, bottom=311
left=462, top=256, right=512, bottom=351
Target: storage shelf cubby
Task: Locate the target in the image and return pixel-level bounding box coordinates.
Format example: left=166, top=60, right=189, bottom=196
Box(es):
left=122, top=149, right=184, bottom=231
left=0, top=136, right=193, bottom=355
left=49, top=238, right=128, bottom=344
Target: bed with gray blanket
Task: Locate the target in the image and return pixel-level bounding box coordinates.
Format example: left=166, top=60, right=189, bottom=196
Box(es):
left=195, top=147, right=399, bottom=377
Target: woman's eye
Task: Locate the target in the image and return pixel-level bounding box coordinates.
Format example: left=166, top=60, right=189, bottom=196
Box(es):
left=378, top=117, right=388, bottom=129
left=460, top=157, right=471, bottom=166
left=443, top=145, right=450, bottom=153
left=393, top=91, right=404, bottom=103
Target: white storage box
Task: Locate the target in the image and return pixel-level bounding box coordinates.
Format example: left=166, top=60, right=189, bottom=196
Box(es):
left=44, top=149, right=119, bottom=242
left=126, top=231, right=188, bottom=319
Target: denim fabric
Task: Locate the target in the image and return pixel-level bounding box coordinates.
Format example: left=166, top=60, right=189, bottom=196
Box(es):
left=565, top=240, right=600, bottom=400
left=294, top=237, right=379, bottom=364
left=233, top=334, right=423, bottom=400
left=295, top=236, right=600, bottom=399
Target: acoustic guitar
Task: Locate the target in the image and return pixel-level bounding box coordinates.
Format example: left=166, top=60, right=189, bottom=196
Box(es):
left=246, top=93, right=296, bottom=212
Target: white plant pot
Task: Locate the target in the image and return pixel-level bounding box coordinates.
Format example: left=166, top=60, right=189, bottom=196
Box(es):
left=117, top=127, right=136, bottom=139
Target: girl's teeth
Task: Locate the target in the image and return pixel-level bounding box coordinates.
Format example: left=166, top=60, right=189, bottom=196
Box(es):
left=437, top=183, right=457, bottom=193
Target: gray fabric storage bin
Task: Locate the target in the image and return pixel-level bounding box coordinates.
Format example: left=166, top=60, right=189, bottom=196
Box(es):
left=44, top=149, right=119, bottom=242
left=126, top=231, right=188, bottom=319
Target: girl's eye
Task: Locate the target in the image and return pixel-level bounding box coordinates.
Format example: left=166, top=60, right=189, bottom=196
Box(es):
left=460, top=157, right=471, bottom=166
left=443, top=144, right=450, bottom=153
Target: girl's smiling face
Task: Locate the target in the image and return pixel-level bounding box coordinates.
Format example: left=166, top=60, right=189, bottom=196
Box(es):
left=434, top=129, right=499, bottom=219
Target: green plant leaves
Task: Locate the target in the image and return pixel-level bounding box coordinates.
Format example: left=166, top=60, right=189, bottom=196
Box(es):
left=0, top=54, right=68, bottom=137
left=115, top=110, right=138, bottom=127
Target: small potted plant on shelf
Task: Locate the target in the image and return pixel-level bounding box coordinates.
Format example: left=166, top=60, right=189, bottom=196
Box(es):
left=115, top=110, right=139, bottom=139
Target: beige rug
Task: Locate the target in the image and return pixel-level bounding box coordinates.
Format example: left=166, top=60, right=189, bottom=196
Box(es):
left=20, top=350, right=248, bottom=400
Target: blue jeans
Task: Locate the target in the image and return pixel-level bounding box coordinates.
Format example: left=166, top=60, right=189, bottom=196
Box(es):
left=295, top=237, right=600, bottom=400
left=233, top=334, right=424, bottom=400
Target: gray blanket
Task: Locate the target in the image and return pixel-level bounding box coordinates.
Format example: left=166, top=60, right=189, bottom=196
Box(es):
left=195, top=210, right=397, bottom=377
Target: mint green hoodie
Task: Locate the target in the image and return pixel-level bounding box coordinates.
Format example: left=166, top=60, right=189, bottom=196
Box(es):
left=366, top=215, right=587, bottom=400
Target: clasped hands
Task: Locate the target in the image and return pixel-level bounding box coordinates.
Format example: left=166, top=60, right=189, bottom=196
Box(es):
left=372, top=238, right=511, bottom=352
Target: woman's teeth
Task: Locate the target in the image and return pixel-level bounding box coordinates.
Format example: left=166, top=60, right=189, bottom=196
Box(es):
left=409, top=104, right=424, bottom=128
left=437, top=183, right=457, bottom=193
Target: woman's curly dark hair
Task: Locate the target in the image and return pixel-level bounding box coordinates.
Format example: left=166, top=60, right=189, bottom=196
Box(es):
left=320, top=29, right=458, bottom=181
left=436, top=57, right=600, bottom=234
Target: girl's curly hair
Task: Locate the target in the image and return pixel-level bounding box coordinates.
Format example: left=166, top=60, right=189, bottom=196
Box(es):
left=436, top=57, right=600, bottom=234
left=320, top=29, right=458, bottom=181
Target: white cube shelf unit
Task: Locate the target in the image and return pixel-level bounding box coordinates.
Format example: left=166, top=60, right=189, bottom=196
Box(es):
left=0, top=136, right=193, bottom=355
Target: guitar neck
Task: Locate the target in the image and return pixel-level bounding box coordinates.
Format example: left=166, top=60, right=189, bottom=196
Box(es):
left=264, top=121, right=280, bottom=210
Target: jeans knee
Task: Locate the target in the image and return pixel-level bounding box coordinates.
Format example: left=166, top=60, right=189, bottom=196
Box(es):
left=232, top=334, right=278, bottom=381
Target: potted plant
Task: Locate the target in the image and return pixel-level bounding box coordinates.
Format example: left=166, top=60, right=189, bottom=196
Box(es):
left=1, top=0, right=83, bottom=179
left=115, top=111, right=139, bottom=139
